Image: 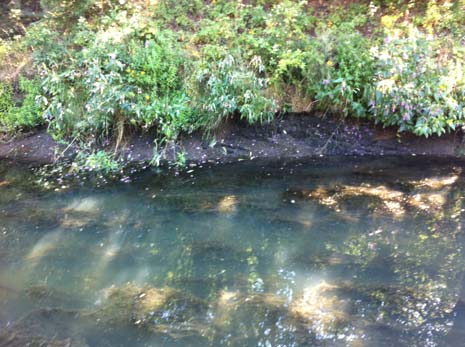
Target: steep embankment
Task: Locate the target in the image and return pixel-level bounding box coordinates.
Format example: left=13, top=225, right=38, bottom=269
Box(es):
left=1, top=1, right=465, bottom=168
left=1, top=114, right=462, bottom=165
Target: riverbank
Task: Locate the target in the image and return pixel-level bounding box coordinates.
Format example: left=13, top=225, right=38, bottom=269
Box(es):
left=1, top=114, right=463, bottom=165
left=2, top=0, right=465, bottom=168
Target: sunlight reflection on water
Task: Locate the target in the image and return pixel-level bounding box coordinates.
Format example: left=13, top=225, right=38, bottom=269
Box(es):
left=0, top=157, right=465, bottom=347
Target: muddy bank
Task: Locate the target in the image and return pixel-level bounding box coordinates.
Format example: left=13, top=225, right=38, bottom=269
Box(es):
left=0, top=114, right=464, bottom=165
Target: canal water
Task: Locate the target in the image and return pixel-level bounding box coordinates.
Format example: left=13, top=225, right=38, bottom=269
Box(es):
left=1, top=157, right=465, bottom=347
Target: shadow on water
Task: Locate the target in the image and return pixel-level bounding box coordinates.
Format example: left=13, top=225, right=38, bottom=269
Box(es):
left=1, top=156, right=465, bottom=346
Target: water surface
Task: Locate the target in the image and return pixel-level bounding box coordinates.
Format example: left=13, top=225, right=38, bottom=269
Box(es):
left=1, top=157, right=465, bottom=347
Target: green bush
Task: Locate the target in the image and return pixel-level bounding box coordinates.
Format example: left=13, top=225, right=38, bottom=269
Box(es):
left=237, top=0, right=316, bottom=73
left=81, top=150, right=120, bottom=173
left=418, top=0, right=465, bottom=37
left=192, top=53, right=277, bottom=130
left=0, top=82, right=14, bottom=126
left=369, top=31, right=465, bottom=136
left=40, top=0, right=97, bottom=25
left=0, top=78, right=43, bottom=131
left=39, top=24, right=193, bottom=142
left=315, top=30, right=374, bottom=117
left=10, top=78, right=44, bottom=129
left=125, top=36, right=193, bottom=138
left=24, top=21, right=68, bottom=67
left=6, top=0, right=465, bottom=160
left=40, top=0, right=94, bottom=12
left=154, top=0, right=205, bottom=30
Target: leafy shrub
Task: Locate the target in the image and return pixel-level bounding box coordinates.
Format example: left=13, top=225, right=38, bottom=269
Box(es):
left=267, top=27, right=373, bottom=115
left=0, top=78, right=43, bottom=131
left=80, top=150, right=120, bottom=173
left=7, top=0, right=465, bottom=158
left=369, top=31, right=465, bottom=136
left=154, top=0, right=204, bottom=30
left=9, top=78, right=44, bottom=129
left=324, top=3, right=370, bottom=30
left=40, top=0, right=97, bottom=25
left=39, top=23, right=192, bottom=142
left=419, top=0, right=465, bottom=37
left=24, top=22, right=66, bottom=67
left=193, top=53, right=277, bottom=130
left=125, top=37, right=193, bottom=138
left=238, top=0, right=316, bottom=72
left=40, top=0, right=94, bottom=12
left=0, top=82, right=14, bottom=125
left=315, top=30, right=374, bottom=116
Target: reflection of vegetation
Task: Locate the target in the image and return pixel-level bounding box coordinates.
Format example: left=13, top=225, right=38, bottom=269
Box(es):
left=288, top=164, right=465, bottom=346
left=1, top=159, right=465, bottom=346
left=286, top=172, right=461, bottom=217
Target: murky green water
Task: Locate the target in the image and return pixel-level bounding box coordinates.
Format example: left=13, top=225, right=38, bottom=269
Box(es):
left=1, top=157, right=465, bottom=347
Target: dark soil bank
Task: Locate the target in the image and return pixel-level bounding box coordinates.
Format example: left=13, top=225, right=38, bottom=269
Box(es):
left=0, top=114, right=464, bottom=165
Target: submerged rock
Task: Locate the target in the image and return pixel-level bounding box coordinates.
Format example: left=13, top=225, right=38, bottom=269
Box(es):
left=288, top=279, right=458, bottom=346
left=290, top=281, right=349, bottom=337
left=60, top=196, right=105, bottom=230
left=63, top=197, right=102, bottom=214
left=287, top=178, right=457, bottom=218
left=213, top=290, right=287, bottom=328
left=88, top=282, right=138, bottom=325
left=89, top=282, right=210, bottom=340
left=0, top=308, right=89, bottom=347
left=0, top=333, right=88, bottom=347
left=210, top=290, right=299, bottom=346
left=217, top=195, right=239, bottom=213
left=25, top=284, right=89, bottom=309
left=1, top=278, right=456, bottom=347
left=1, top=201, right=61, bottom=230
